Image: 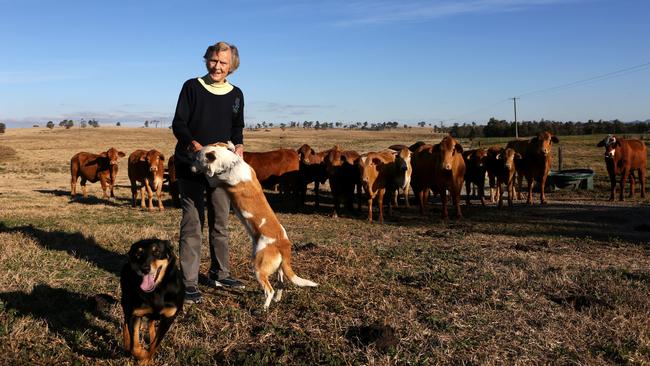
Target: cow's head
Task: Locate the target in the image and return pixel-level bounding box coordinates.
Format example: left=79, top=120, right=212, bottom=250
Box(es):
left=395, top=147, right=411, bottom=173
left=357, top=154, right=383, bottom=193
left=141, top=149, right=165, bottom=172
left=596, top=134, right=619, bottom=159
left=496, top=148, right=521, bottom=171
left=466, top=148, right=488, bottom=167
left=530, top=131, right=559, bottom=157
left=102, top=147, right=126, bottom=165
left=433, top=136, right=463, bottom=171
left=297, top=144, right=316, bottom=164
left=324, top=146, right=345, bottom=176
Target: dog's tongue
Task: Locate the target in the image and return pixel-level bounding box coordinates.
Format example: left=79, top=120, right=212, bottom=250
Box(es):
left=140, top=273, right=156, bottom=292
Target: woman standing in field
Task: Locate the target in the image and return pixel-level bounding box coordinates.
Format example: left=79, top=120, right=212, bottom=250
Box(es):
left=171, top=41, right=246, bottom=304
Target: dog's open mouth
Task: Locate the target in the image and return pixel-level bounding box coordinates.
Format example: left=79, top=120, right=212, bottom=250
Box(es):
left=140, top=266, right=162, bottom=292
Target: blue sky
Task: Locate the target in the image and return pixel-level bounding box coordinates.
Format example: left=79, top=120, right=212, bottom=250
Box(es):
left=1, top=0, right=649, bottom=128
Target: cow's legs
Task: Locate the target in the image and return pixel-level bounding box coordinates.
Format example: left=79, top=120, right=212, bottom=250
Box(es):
left=130, top=181, right=138, bottom=207
left=619, top=168, right=630, bottom=201
left=155, top=184, right=164, bottom=211
left=451, top=186, right=462, bottom=219
left=465, top=180, right=472, bottom=206
left=81, top=178, right=88, bottom=197
left=99, top=178, right=110, bottom=199
left=71, top=175, right=78, bottom=196
left=440, top=189, right=449, bottom=219
left=478, top=180, right=486, bottom=206
left=639, top=168, right=646, bottom=198
left=526, top=176, right=534, bottom=205
left=378, top=189, right=385, bottom=224
left=516, top=173, right=524, bottom=200
left=367, top=197, right=374, bottom=223
left=608, top=173, right=616, bottom=201
left=628, top=171, right=636, bottom=198
left=540, top=174, right=548, bottom=204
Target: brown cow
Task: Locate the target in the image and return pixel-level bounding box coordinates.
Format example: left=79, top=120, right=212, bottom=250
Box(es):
left=357, top=148, right=410, bottom=224
left=506, top=131, right=559, bottom=204
left=128, top=149, right=165, bottom=211
left=491, top=148, right=522, bottom=208
left=296, top=144, right=331, bottom=207
left=484, top=146, right=504, bottom=203
left=462, top=148, right=488, bottom=206
left=411, top=136, right=465, bottom=219
left=388, top=144, right=412, bottom=207
left=244, top=149, right=300, bottom=195
left=597, top=134, right=647, bottom=201
left=324, top=146, right=361, bottom=217
left=70, top=147, right=126, bottom=199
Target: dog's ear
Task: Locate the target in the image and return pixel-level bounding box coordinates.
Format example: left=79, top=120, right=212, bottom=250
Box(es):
left=206, top=151, right=217, bottom=162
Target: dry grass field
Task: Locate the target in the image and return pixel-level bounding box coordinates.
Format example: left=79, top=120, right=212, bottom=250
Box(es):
left=1, top=127, right=649, bottom=365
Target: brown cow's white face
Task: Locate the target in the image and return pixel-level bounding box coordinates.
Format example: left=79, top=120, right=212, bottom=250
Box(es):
left=604, top=135, right=618, bottom=159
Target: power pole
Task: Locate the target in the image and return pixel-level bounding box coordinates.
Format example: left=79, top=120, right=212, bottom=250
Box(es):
left=511, top=97, right=520, bottom=138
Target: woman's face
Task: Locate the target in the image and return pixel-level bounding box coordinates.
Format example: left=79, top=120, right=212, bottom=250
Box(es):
left=205, top=49, right=232, bottom=84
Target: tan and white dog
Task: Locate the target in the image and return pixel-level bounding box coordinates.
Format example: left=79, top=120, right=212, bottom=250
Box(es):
left=191, top=142, right=318, bottom=309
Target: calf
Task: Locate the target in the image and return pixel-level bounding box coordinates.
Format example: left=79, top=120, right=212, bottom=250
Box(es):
left=128, top=149, right=165, bottom=211
left=506, top=131, right=559, bottom=204
left=411, top=136, right=465, bottom=219
left=484, top=146, right=504, bottom=203
left=296, top=144, right=330, bottom=207
left=388, top=144, right=412, bottom=207
left=357, top=148, right=410, bottom=224
left=324, top=146, right=361, bottom=217
left=70, top=147, right=125, bottom=199
left=492, top=148, right=521, bottom=208
left=462, top=148, right=488, bottom=206
left=244, top=149, right=300, bottom=196
left=597, top=135, right=647, bottom=201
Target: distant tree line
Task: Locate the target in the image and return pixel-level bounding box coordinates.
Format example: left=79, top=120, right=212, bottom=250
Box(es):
left=0, top=122, right=5, bottom=134
left=247, top=121, right=408, bottom=131
left=447, top=118, right=650, bottom=138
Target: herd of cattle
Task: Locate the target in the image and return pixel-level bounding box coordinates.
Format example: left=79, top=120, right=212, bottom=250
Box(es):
left=69, top=132, right=647, bottom=222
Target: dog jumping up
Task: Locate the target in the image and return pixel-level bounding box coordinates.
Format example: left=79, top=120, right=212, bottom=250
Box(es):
left=191, top=142, right=318, bottom=309
left=120, top=238, right=184, bottom=364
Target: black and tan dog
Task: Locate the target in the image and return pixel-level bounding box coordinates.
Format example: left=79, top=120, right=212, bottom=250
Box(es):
left=120, top=239, right=184, bottom=364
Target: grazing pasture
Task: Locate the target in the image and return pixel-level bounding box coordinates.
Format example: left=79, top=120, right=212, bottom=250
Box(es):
left=1, top=127, right=649, bottom=365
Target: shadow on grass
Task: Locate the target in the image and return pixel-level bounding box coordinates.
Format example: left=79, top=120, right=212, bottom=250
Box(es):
left=0, top=284, right=122, bottom=360
left=387, top=200, right=650, bottom=245
left=0, top=222, right=124, bottom=275
left=35, top=189, right=130, bottom=207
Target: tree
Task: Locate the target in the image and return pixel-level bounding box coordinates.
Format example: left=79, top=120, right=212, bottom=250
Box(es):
left=116, top=122, right=121, bottom=127
left=0, top=122, right=5, bottom=134
left=144, top=120, right=149, bottom=128
left=46, top=121, right=55, bottom=129
left=65, top=120, right=74, bottom=129
left=80, top=119, right=87, bottom=128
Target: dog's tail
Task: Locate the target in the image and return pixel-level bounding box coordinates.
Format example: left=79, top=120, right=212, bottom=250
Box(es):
left=281, top=259, right=318, bottom=287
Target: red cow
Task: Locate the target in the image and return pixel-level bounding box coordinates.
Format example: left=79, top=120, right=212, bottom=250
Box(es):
left=597, top=135, right=647, bottom=201
left=506, top=131, right=559, bottom=204
left=324, top=146, right=361, bottom=217
left=490, top=148, right=521, bottom=208
left=70, top=147, right=125, bottom=199
left=296, top=144, right=331, bottom=207
left=244, top=149, right=300, bottom=195
left=411, top=136, right=465, bottom=219
left=357, top=148, right=410, bottom=224
left=128, top=149, right=165, bottom=211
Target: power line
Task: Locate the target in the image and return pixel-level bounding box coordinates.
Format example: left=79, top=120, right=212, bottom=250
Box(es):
left=515, top=61, right=650, bottom=98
